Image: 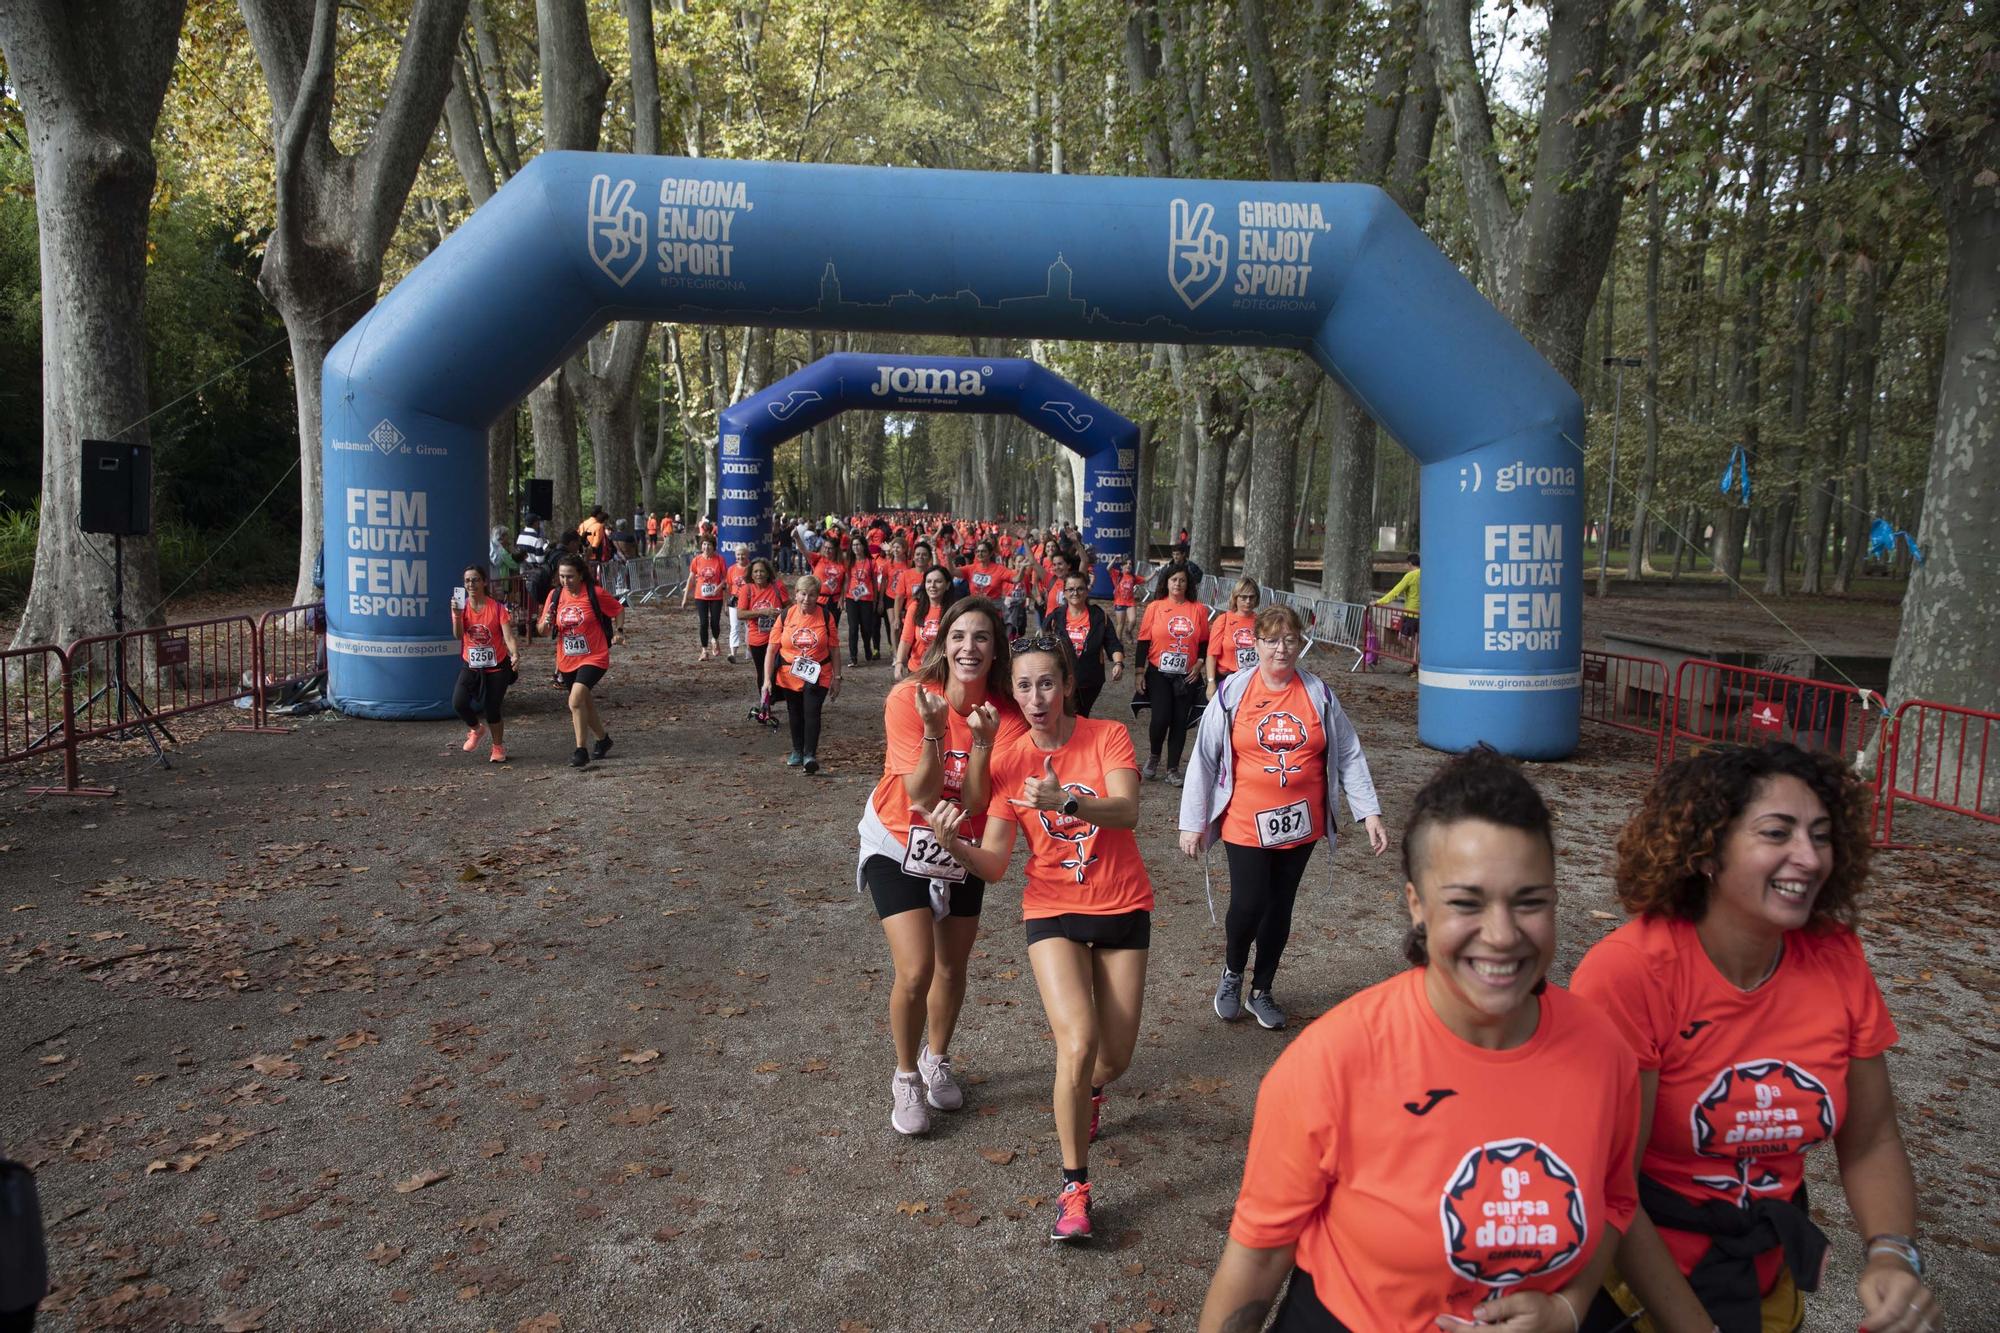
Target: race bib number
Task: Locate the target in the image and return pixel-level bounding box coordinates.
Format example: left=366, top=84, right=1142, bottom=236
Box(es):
left=790, top=655, right=822, bottom=685
left=1236, top=647, right=1259, bottom=671
left=901, top=824, right=967, bottom=882
left=698, top=582, right=719, bottom=597
left=466, top=645, right=497, bottom=669
left=1256, top=799, right=1313, bottom=848
left=851, top=581, right=870, bottom=599
left=1159, top=651, right=1189, bottom=675
left=561, top=633, right=589, bottom=657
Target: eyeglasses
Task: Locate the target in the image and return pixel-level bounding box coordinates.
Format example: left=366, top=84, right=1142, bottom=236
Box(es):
left=1256, top=636, right=1305, bottom=650
left=1009, top=632, right=1065, bottom=655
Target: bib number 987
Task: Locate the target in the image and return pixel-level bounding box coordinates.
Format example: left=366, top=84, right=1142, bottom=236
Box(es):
left=1256, top=799, right=1312, bottom=848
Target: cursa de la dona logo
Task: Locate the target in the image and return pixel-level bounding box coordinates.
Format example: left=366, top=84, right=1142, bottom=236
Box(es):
left=1440, top=1138, right=1588, bottom=1288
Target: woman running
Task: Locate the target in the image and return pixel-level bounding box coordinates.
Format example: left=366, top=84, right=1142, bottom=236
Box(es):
left=762, top=573, right=840, bottom=774
left=450, top=563, right=520, bottom=763
left=1204, top=578, right=1263, bottom=699
left=856, top=597, right=1024, bottom=1138
left=682, top=535, right=728, bottom=662
left=1569, top=743, right=1941, bottom=1333
left=538, top=553, right=625, bottom=768
left=959, top=539, right=1012, bottom=602
left=1134, top=566, right=1210, bottom=784
left=813, top=545, right=845, bottom=631
left=843, top=545, right=881, bottom=666
left=734, top=556, right=785, bottom=698
left=924, top=633, right=1149, bottom=1243
left=724, top=545, right=750, bottom=663
left=896, top=565, right=956, bottom=681
left=1047, top=570, right=1124, bottom=718
left=1109, top=557, right=1139, bottom=641
left=1198, top=747, right=1642, bottom=1331
left=1178, top=603, right=1386, bottom=1031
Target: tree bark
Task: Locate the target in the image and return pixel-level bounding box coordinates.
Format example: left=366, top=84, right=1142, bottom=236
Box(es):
left=0, top=0, right=185, bottom=646
left=1764, top=91, right=1832, bottom=594
left=242, top=0, right=471, bottom=605
left=1240, top=358, right=1320, bottom=588
left=1629, top=106, right=1663, bottom=580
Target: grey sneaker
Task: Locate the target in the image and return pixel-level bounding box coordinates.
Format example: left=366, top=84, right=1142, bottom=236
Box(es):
left=786, top=751, right=804, bottom=767
left=916, top=1042, right=962, bottom=1111
left=1214, top=967, right=1245, bottom=1022
left=1164, top=767, right=1184, bottom=786
left=890, top=1071, right=931, bottom=1135
left=1142, top=755, right=1159, bottom=780
left=1245, top=989, right=1287, bottom=1030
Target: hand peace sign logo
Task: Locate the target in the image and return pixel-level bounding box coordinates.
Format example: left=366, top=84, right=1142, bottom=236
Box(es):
left=1168, top=199, right=1229, bottom=311
left=587, top=174, right=647, bottom=288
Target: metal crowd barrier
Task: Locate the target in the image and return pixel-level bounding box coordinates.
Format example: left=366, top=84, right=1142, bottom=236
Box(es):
left=2, top=643, right=105, bottom=796
left=243, top=603, right=329, bottom=731
left=1665, top=658, right=1886, bottom=778
left=1880, top=698, right=1998, bottom=847
left=1579, top=650, right=1673, bottom=763
left=1308, top=600, right=1370, bottom=671
left=1362, top=604, right=1417, bottom=668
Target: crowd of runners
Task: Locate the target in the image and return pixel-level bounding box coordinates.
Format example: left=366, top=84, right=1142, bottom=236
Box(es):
left=440, top=507, right=1939, bottom=1333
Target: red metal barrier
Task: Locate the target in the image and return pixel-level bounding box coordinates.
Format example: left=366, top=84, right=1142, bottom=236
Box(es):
left=1666, top=658, right=1887, bottom=772
left=1881, top=698, right=1998, bottom=846
left=241, top=603, right=326, bottom=730
left=64, top=615, right=259, bottom=743
left=1362, top=604, right=1417, bottom=669
left=1580, top=650, right=1673, bottom=762
left=2, top=643, right=111, bottom=796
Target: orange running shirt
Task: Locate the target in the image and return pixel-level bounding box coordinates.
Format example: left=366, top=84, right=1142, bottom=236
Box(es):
left=1221, top=674, right=1328, bottom=848
left=726, top=561, right=748, bottom=596
left=844, top=561, right=877, bottom=602
left=1230, top=969, right=1641, bottom=1329
left=458, top=597, right=511, bottom=671
left=960, top=561, right=1012, bottom=600
left=1138, top=598, right=1210, bottom=673
left=1568, top=916, right=1897, bottom=1292
left=869, top=678, right=1028, bottom=846
left=1209, top=610, right=1260, bottom=678
left=985, top=719, right=1152, bottom=920
left=902, top=602, right=943, bottom=671
left=1112, top=571, right=1137, bottom=608
left=812, top=556, right=843, bottom=606
left=736, top=582, right=785, bottom=647
left=894, top=566, right=926, bottom=602
left=689, top=554, right=727, bottom=601
left=546, top=586, right=622, bottom=671
left=772, top=603, right=835, bottom=691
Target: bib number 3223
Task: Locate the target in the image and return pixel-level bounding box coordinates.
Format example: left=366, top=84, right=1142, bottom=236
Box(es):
left=1256, top=799, right=1313, bottom=848
left=901, top=824, right=967, bottom=882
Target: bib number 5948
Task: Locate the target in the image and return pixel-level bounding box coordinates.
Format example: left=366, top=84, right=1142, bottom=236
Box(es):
left=901, top=825, right=967, bottom=882
left=1256, top=799, right=1312, bottom=848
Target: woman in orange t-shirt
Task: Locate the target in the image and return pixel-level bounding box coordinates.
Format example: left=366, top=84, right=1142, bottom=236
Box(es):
left=858, top=597, right=1023, bottom=1140
left=1205, top=578, right=1263, bottom=697
left=537, top=553, right=625, bottom=768
left=842, top=545, right=881, bottom=667
left=1569, top=743, right=1938, bottom=1333
left=1178, top=603, right=1387, bottom=1031
left=895, top=565, right=956, bottom=680
left=925, top=632, right=1149, bottom=1244
left=1109, top=558, right=1139, bottom=640
left=1134, top=566, right=1210, bottom=783
left=760, top=573, right=840, bottom=773
left=734, top=557, right=786, bottom=693
left=682, top=535, right=728, bottom=662
left=1199, top=748, right=1642, bottom=1333
left=450, top=563, right=521, bottom=763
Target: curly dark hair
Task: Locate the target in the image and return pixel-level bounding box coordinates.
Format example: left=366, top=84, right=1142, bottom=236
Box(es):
left=1613, top=742, right=1872, bottom=926
left=1401, top=745, right=1555, bottom=966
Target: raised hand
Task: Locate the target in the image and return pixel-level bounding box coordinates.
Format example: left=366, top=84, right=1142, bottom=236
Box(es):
left=966, top=701, right=1000, bottom=746
left=914, top=685, right=948, bottom=735
left=1009, top=754, right=1065, bottom=811
left=913, top=801, right=966, bottom=844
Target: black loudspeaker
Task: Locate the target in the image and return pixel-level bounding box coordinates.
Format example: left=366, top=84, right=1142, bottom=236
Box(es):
left=526, top=478, right=555, bottom=522
left=80, top=440, right=152, bottom=536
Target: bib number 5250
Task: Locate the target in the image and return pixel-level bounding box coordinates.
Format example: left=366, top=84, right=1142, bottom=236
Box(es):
left=901, top=825, right=967, bottom=882
left=1256, top=799, right=1312, bottom=848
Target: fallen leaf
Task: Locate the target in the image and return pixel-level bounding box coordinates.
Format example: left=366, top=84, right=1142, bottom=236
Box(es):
left=977, top=1148, right=1016, bottom=1166
left=896, top=1200, right=928, bottom=1216
left=216, top=1303, right=273, bottom=1332
left=652, top=1225, right=684, bottom=1242
left=364, top=1243, right=404, bottom=1266
left=618, top=1049, right=661, bottom=1065
left=392, top=1169, right=451, bottom=1194
left=244, top=1054, right=302, bottom=1080
left=753, top=1062, right=781, bottom=1074
left=480, top=1139, right=506, bottom=1159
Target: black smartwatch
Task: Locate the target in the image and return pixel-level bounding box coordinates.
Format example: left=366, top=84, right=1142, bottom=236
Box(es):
left=1061, top=794, right=1080, bottom=817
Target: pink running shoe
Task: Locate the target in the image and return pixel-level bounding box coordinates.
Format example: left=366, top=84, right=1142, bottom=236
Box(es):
left=1089, top=1090, right=1105, bottom=1143
left=1049, top=1180, right=1092, bottom=1242
left=488, top=744, right=508, bottom=763
left=461, top=724, right=485, bottom=752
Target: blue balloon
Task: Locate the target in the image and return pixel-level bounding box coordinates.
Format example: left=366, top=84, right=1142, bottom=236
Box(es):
left=321, top=152, right=1582, bottom=757
left=718, top=354, right=1137, bottom=593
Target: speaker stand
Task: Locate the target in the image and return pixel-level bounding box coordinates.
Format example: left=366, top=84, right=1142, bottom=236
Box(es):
left=70, top=534, right=174, bottom=767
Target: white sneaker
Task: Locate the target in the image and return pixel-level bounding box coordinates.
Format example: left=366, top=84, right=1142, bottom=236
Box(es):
left=890, top=1071, right=931, bottom=1135
left=916, top=1042, right=962, bottom=1112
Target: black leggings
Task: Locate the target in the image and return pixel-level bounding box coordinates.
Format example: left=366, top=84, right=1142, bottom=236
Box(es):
left=748, top=641, right=770, bottom=691
left=451, top=666, right=510, bottom=726
left=1144, top=667, right=1199, bottom=769
left=780, top=682, right=828, bottom=756
left=695, top=598, right=723, bottom=647
left=1076, top=681, right=1103, bottom=718
left=846, top=599, right=878, bottom=660
left=1223, top=839, right=1318, bottom=991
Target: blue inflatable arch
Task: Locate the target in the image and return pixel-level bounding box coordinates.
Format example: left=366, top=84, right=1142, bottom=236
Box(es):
left=323, top=151, right=1583, bottom=758
left=720, top=353, right=1137, bottom=592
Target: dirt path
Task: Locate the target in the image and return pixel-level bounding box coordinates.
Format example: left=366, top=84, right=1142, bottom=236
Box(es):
left=1, top=596, right=1991, bottom=1332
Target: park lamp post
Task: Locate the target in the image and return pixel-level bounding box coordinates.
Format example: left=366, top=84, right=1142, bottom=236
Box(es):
left=1598, top=355, right=1645, bottom=599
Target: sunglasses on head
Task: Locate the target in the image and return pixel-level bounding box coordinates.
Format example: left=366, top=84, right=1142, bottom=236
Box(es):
left=1009, top=632, right=1065, bottom=655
